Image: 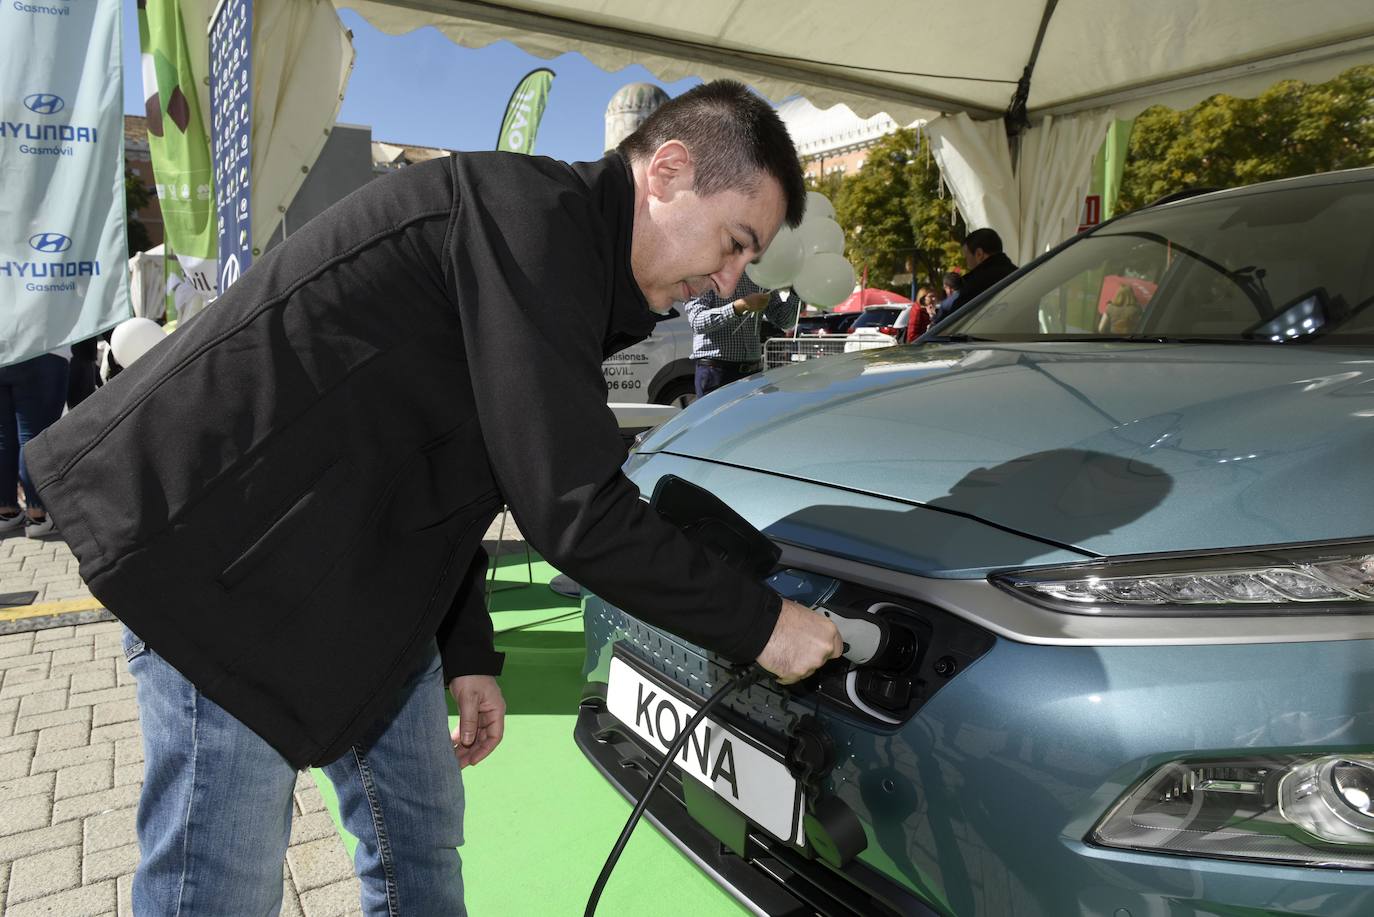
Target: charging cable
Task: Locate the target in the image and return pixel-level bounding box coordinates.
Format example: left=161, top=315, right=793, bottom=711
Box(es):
left=584, top=664, right=768, bottom=917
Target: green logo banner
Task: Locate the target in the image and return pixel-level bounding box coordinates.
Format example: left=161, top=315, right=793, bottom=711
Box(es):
left=495, top=68, right=555, bottom=154
left=138, top=0, right=217, bottom=297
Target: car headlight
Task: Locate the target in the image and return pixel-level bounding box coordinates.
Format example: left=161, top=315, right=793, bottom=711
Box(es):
left=1093, top=754, right=1374, bottom=869
left=993, top=540, right=1374, bottom=615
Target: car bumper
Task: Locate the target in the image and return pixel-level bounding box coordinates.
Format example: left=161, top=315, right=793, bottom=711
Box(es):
left=575, top=690, right=942, bottom=917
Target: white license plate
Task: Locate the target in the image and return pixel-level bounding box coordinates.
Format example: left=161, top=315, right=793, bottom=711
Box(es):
left=606, top=656, right=803, bottom=845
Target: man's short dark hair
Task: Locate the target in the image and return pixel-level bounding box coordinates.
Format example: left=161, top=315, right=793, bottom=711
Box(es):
left=942, top=271, right=962, bottom=291
left=962, top=227, right=1004, bottom=257
left=618, top=80, right=806, bottom=228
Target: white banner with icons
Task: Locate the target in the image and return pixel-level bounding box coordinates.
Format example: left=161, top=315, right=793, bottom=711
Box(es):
left=0, top=0, right=129, bottom=367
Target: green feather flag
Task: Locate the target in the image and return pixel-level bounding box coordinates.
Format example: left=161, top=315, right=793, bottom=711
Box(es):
left=495, top=68, right=555, bottom=155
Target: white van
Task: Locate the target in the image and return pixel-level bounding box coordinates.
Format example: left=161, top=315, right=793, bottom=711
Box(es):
left=600, top=308, right=698, bottom=407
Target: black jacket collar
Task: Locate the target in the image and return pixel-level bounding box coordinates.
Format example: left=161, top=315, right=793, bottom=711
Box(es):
left=572, top=153, right=655, bottom=357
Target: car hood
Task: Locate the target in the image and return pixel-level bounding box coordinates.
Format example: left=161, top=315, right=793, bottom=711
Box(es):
left=642, top=343, right=1374, bottom=557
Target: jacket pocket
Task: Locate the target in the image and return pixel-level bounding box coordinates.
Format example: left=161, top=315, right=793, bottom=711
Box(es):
left=387, top=421, right=497, bottom=535
left=217, top=459, right=350, bottom=591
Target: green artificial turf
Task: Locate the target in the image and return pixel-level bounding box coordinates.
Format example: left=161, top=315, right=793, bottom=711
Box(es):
left=312, top=552, right=746, bottom=916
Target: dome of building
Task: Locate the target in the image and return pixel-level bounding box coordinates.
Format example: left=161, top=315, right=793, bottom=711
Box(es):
left=607, top=82, right=669, bottom=116
left=604, top=82, right=669, bottom=153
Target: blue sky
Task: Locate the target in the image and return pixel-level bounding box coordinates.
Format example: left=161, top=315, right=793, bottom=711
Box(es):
left=120, top=6, right=717, bottom=164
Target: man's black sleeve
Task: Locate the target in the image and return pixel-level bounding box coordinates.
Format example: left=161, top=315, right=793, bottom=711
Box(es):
left=442, top=162, right=781, bottom=663
left=435, top=548, right=505, bottom=682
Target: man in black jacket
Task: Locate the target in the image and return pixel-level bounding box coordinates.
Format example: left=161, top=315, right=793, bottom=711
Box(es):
left=26, top=81, right=840, bottom=915
left=942, top=227, right=1019, bottom=318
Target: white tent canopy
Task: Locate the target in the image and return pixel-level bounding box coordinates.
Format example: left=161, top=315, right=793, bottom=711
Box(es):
left=338, top=0, right=1374, bottom=125
left=336, top=0, right=1374, bottom=262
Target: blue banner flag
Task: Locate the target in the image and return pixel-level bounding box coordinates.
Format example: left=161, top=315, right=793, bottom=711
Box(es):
left=211, top=0, right=253, bottom=292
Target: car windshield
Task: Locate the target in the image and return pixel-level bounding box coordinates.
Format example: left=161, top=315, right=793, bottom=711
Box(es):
left=944, top=178, right=1374, bottom=344
left=850, top=307, right=903, bottom=329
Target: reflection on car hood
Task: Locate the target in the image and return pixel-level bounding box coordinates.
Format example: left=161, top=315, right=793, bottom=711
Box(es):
left=643, top=343, right=1374, bottom=557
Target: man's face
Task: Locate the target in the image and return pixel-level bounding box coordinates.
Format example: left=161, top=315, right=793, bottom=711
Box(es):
left=961, top=244, right=986, bottom=271
left=632, top=142, right=787, bottom=312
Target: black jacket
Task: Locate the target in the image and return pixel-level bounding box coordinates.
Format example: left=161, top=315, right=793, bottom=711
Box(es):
left=26, top=152, right=782, bottom=768
left=943, top=251, right=1019, bottom=319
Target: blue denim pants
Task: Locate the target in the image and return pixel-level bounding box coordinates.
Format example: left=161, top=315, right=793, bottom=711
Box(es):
left=123, top=629, right=467, bottom=916
left=0, top=353, right=69, bottom=512
left=693, top=360, right=757, bottom=398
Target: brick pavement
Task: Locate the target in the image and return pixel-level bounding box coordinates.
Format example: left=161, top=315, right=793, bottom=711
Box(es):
left=1, top=513, right=527, bottom=915
left=0, top=527, right=94, bottom=607
left=0, top=621, right=365, bottom=916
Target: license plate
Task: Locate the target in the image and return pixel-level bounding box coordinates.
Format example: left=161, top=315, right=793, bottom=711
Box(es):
left=606, top=655, right=804, bottom=845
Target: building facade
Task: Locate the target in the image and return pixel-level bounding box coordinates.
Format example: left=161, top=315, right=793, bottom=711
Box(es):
left=777, top=97, right=918, bottom=181
left=123, top=116, right=164, bottom=249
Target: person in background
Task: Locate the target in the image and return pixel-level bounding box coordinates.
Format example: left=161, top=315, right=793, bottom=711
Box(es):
left=0, top=351, right=70, bottom=538
left=686, top=274, right=802, bottom=397
left=943, top=228, right=1017, bottom=318
left=66, top=338, right=101, bottom=409
left=1098, top=285, right=1144, bottom=334
left=905, top=287, right=935, bottom=343
left=933, top=271, right=963, bottom=323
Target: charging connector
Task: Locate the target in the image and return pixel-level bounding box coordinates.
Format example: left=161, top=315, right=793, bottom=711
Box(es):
left=817, top=605, right=917, bottom=671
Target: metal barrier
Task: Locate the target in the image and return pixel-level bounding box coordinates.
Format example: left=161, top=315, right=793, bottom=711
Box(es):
left=763, top=336, right=850, bottom=369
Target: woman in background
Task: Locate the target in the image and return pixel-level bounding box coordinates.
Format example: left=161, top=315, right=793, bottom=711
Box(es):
left=0, top=350, right=70, bottom=538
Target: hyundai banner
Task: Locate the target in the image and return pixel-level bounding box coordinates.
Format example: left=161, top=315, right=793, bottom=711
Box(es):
left=210, top=0, right=252, bottom=292
left=0, top=0, right=129, bottom=367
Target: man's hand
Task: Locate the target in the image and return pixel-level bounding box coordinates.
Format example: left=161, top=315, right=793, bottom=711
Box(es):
left=448, top=675, right=506, bottom=767
left=731, top=291, right=771, bottom=315
left=756, top=599, right=844, bottom=685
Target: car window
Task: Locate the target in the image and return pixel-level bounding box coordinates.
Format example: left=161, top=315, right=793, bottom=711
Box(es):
left=850, top=307, right=902, bottom=329
left=947, top=181, right=1374, bottom=343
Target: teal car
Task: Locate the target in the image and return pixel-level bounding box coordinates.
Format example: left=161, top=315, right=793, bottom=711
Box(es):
left=576, top=168, right=1374, bottom=916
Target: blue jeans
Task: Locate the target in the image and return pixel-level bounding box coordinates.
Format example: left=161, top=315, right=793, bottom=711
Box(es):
left=693, top=360, right=757, bottom=398
left=124, top=629, right=467, bottom=916
left=0, top=353, right=69, bottom=512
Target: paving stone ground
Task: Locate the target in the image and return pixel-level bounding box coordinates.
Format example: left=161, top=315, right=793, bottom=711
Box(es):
left=1, top=525, right=93, bottom=606
left=0, top=514, right=526, bottom=915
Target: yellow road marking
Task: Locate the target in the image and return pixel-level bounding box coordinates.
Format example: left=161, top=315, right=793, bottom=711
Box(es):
left=0, top=597, right=104, bottom=623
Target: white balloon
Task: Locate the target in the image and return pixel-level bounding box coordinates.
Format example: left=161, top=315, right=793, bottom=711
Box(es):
left=805, top=190, right=837, bottom=222
left=751, top=225, right=804, bottom=287
left=745, top=259, right=785, bottom=289
left=793, top=252, right=856, bottom=308
left=797, top=217, right=845, bottom=256
left=110, top=317, right=166, bottom=367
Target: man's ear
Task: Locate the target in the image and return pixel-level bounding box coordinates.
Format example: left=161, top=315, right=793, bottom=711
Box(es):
left=644, top=140, right=694, bottom=202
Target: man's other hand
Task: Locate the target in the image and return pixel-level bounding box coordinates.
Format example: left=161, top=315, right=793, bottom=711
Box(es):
left=756, top=599, right=843, bottom=684
left=731, top=291, right=771, bottom=315
left=448, top=675, right=506, bottom=767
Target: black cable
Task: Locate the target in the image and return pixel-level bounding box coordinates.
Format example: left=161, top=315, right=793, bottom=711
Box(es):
left=584, top=665, right=768, bottom=917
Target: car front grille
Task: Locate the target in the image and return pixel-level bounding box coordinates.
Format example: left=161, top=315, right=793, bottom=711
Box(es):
left=589, top=601, right=809, bottom=739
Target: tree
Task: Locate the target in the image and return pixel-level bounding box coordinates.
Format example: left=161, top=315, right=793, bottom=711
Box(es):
left=822, top=128, right=964, bottom=294
left=126, top=168, right=153, bottom=256
left=1119, top=65, right=1374, bottom=210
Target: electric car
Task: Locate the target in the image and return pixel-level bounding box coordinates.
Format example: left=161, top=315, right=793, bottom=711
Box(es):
left=576, top=168, right=1374, bottom=916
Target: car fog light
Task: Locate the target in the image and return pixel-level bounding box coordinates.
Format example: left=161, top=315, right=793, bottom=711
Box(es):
left=994, top=541, right=1374, bottom=616
left=1280, top=756, right=1374, bottom=844
left=1092, top=754, right=1374, bottom=869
